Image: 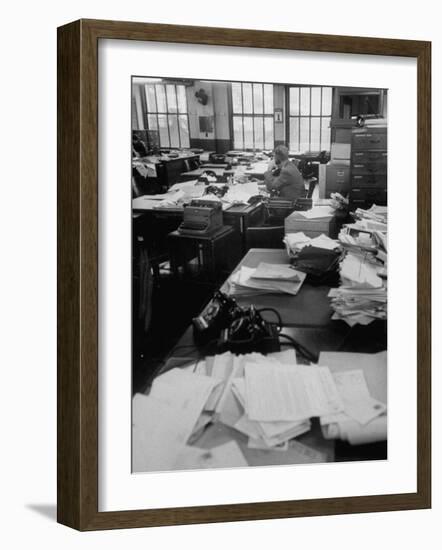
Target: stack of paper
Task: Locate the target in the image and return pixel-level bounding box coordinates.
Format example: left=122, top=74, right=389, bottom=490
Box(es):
left=318, top=352, right=387, bottom=445
left=222, top=181, right=260, bottom=205
left=133, top=159, right=157, bottom=178
left=226, top=264, right=307, bottom=296
left=353, top=205, right=388, bottom=232
left=284, top=232, right=339, bottom=257
left=168, top=180, right=206, bottom=200
left=293, top=205, right=335, bottom=219
left=226, top=359, right=345, bottom=450
left=328, top=252, right=387, bottom=326
left=213, top=351, right=311, bottom=450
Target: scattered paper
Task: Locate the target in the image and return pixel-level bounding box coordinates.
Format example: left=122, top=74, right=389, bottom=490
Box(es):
left=332, top=370, right=386, bottom=425
left=317, top=352, right=388, bottom=445
left=132, top=370, right=219, bottom=472
left=244, top=364, right=343, bottom=422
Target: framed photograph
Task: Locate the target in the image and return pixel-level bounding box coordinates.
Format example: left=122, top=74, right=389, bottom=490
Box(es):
left=57, top=19, right=431, bottom=530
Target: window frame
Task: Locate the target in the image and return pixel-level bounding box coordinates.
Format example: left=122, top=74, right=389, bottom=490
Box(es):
left=287, top=85, right=332, bottom=152
left=230, top=82, right=275, bottom=150
left=143, top=83, right=190, bottom=149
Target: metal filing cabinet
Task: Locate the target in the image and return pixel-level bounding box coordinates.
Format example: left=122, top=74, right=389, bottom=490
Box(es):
left=350, top=127, right=387, bottom=210
left=325, top=164, right=350, bottom=197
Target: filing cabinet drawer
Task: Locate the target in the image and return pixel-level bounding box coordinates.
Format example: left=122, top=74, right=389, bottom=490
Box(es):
left=352, top=161, right=387, bottom=175
left=352, top=129, right=387, bottom=150
left=352, top=150, right=387, bottom=164
left=350, top=187, right=387, bottom=205
left=351, top=173, right=387, bottom=187
left=326, top=165, right=350, bottom=184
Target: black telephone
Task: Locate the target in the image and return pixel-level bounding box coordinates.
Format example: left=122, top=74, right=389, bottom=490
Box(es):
left=200, top=170, right=217, bottom=179
left=193, top=292, right=241, bottom=344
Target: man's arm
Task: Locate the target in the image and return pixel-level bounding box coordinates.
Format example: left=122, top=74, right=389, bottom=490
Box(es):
left=265, top=165, right=299, bottom=193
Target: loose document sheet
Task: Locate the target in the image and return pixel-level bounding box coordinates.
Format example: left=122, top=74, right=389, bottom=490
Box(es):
left=132, top=369, right=219, bottom=472
left=244, top=364, right=343, bottom=422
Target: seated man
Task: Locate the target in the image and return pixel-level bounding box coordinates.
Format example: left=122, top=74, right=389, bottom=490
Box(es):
left=264, top=145, right=305, bottom=201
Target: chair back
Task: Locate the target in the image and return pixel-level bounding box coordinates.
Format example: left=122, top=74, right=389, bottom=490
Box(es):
left=245, top=226, right=285, bottom=251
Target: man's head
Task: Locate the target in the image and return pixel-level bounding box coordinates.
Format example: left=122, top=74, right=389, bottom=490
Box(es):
left=274, top=145, right=289, bottom=165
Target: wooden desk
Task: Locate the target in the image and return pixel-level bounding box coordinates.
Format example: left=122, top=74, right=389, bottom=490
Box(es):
left=139, top=153, right=199, bottom=188
left=133, top=200, right=264, bottom=255
left=221, top=248, right=334, bottom=327
left=167, top=226, right=238, bottom=282
left=179, top=167, right=226, bottom=180
left=140, top=247, right=387, bottom=469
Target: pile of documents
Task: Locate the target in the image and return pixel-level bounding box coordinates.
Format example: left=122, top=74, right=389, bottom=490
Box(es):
left=291, top=205, right=335, bottom=219
left=339, top=224, right=387, bottom=266
left=318, top=351, right=387, bottom=445
left=226, top=262, right=307, bottom=296
left=328, top=252, right=387, bottom=326
left=330, top=205, right=388, bottom=326
left=353, top=204, right=388, bottom=233
left=132, top=350, right=346, bottom=472
left=133, top=159, right=157, bottom=178
left=205, top=350, right=318, bottom=451
left=339, top=205, right=387, bottom=261
left=284, top=232, right=340, bottom=257
left=222, top=181, right=260, bottom=205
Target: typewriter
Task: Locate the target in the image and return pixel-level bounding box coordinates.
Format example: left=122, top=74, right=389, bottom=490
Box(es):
left=178, top=199, right=223, bottom=236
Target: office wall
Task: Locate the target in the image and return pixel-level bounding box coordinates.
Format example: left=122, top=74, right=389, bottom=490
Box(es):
left=274, top=84, right=286, bottom=146
left=186, top=80, right=232, bottom=153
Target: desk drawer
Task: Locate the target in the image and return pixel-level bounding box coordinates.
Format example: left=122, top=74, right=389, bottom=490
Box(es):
left=352, top=130, right=387, bottom=150
left=351, top=173, right=387, bottom=187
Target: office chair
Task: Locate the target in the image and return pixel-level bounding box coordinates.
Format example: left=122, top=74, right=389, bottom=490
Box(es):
left=245, top=225, right=285, bottom=251
left=306, top=177, right=318, bottom=199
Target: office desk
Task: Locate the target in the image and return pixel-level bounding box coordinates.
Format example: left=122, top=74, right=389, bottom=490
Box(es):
left=228, top=161, right=269, bottom=180
left=135, top=153, right=200, bottom=188
left=179, top=162, right=268, bottom=182
left=133, top=200, right=264, bottom=255
left=167, top=226, right=238, bottom=282
left=179, top=167, right=226, bottom=180
left=220, top=248, right=334, bottom=327
left=140, top=247, right=387, bottom=469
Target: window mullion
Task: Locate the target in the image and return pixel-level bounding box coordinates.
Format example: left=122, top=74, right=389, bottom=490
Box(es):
left=251, top=83, right=255, bottom=150
left=153, top=85, right=160, bottom=146
left=319, top=87, right=323, bottom=150
left=240, top=84, right=245, bottom=150
left=175, top=85, right=181, bottom=148
left=163, top=85, right=171, bottom=148
left=308, top=88, right=312, bottom=151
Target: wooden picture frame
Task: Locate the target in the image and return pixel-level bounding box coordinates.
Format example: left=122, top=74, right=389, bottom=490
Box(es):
left=57, top=19, right=431, bottom=531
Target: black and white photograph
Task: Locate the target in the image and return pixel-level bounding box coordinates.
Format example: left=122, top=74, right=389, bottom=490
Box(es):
left=131, top=76, right=388, bottom=473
